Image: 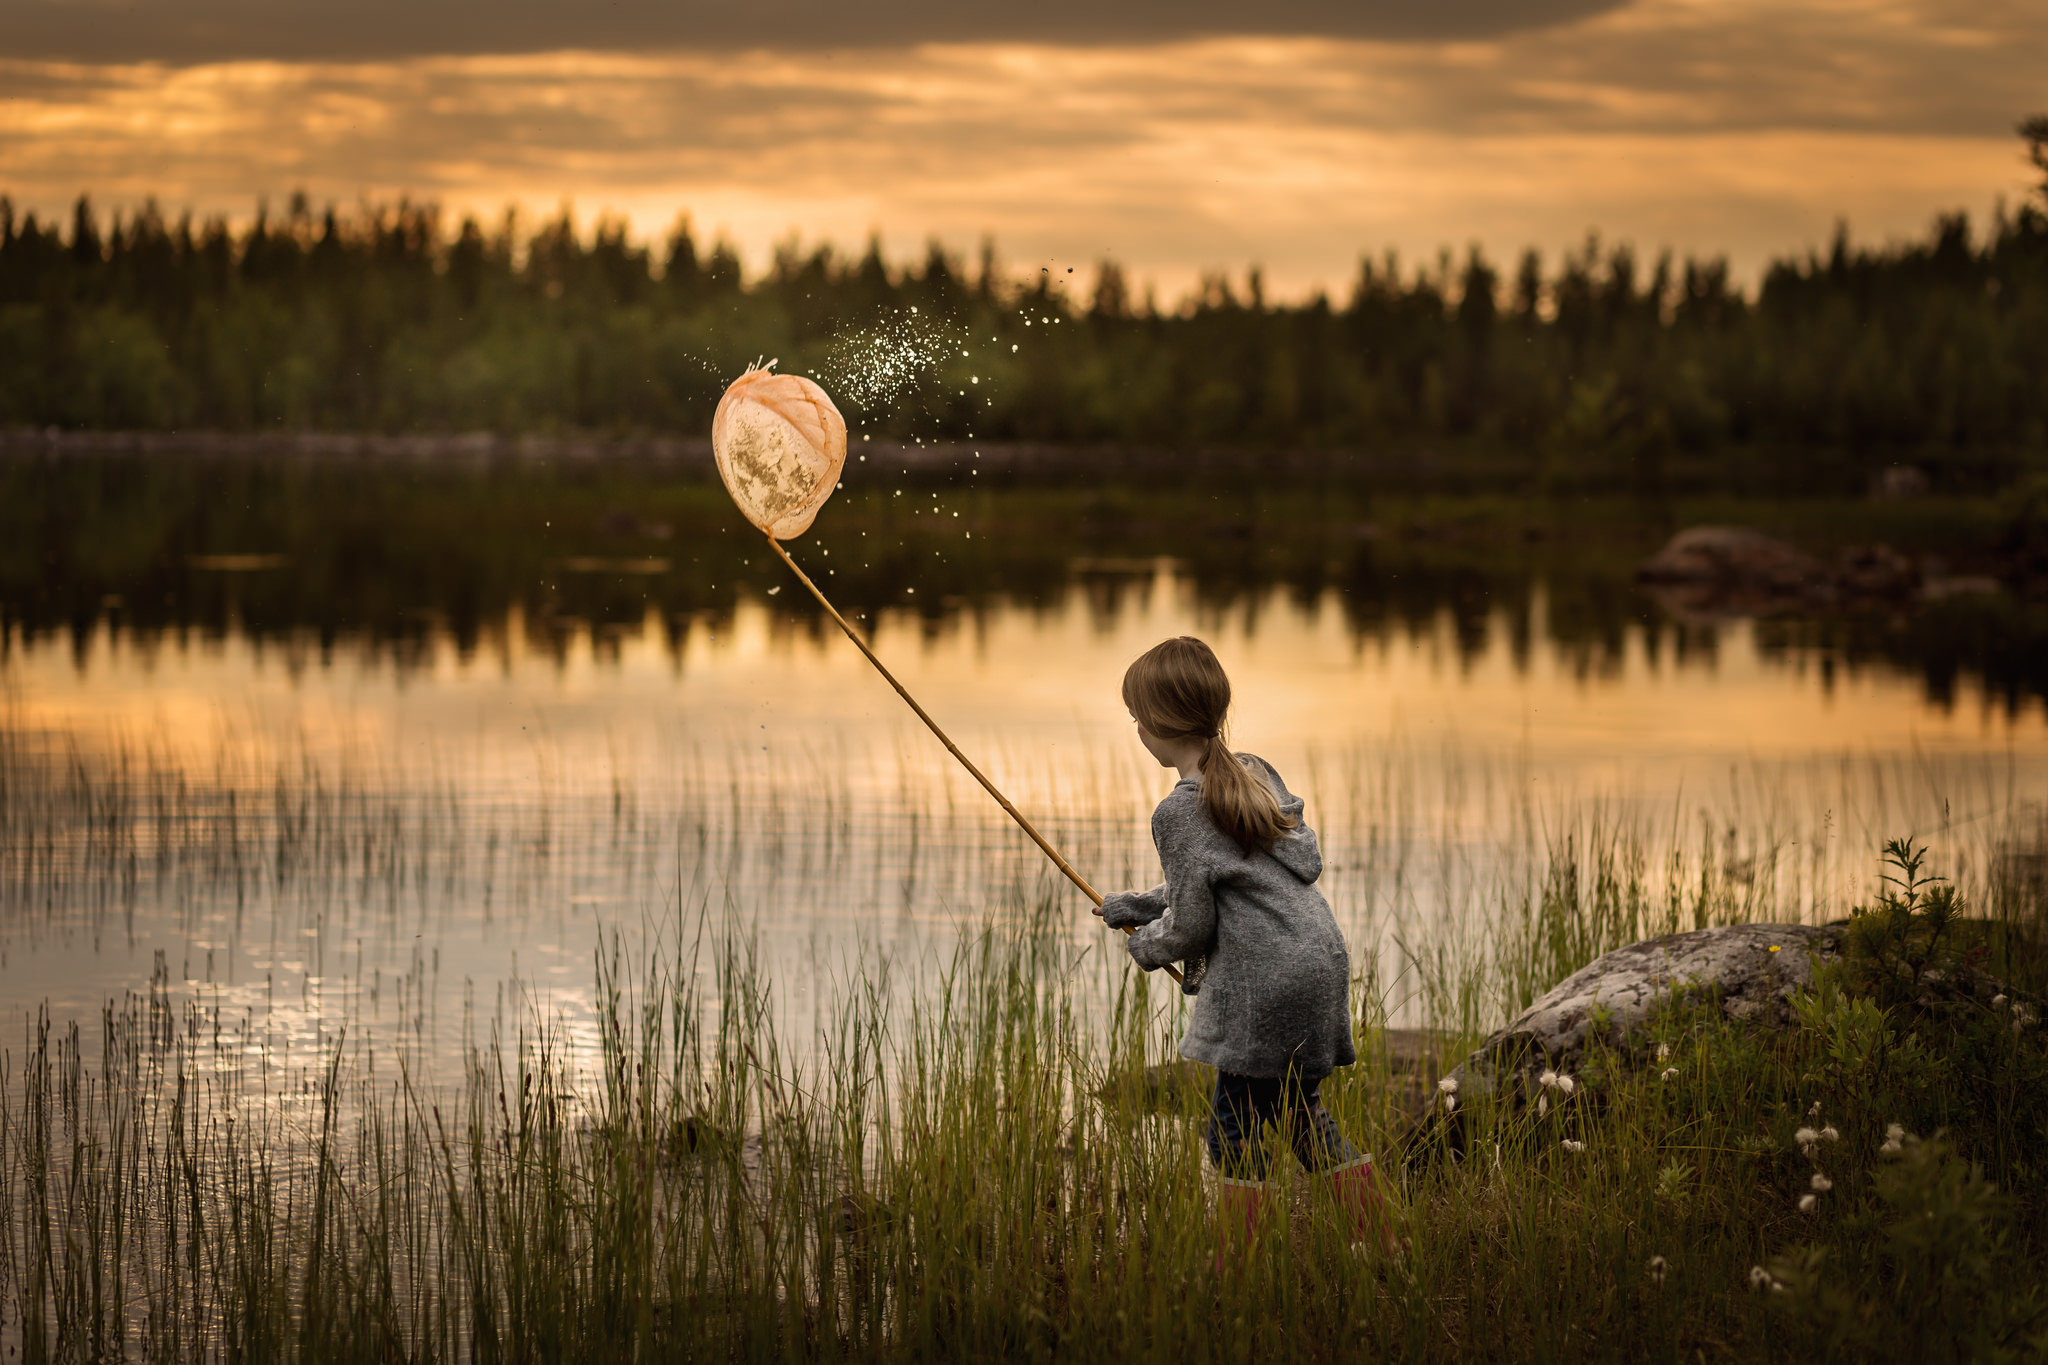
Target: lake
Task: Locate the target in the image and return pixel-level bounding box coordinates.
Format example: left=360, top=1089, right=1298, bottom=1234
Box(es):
left=4, top=448, right=2044, bottom=1086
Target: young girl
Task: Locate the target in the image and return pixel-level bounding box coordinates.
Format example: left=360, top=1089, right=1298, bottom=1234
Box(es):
left=1095, top=636, right=1379, bottom=1254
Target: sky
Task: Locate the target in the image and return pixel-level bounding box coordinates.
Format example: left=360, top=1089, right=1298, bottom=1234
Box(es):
left=2, top=0, right=2043, bottom=301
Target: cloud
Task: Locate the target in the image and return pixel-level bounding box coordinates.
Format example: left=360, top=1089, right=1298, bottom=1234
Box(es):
left=1, top=0, right=1625, bottom=65
left=0, top=0, right=2040, bottom=300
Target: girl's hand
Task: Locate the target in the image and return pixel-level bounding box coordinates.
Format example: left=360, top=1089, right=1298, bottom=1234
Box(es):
left=1099, top=891, right=1165, bottom=929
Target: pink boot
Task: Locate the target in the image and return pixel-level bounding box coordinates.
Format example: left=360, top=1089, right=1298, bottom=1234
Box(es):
left=1324, top=1157, right=1390, bottom=1249
left=1214, top=1178, right=1271, bottom=1274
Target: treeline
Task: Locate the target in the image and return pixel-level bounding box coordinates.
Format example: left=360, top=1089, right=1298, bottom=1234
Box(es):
left=2, top=130, right=2045, bottom=493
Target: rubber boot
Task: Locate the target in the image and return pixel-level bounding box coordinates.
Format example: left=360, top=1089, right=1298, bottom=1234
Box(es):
left=1214, top=1178, right=1270, bottom=1274
left=1324, top=1156, right=1391, bottom=1251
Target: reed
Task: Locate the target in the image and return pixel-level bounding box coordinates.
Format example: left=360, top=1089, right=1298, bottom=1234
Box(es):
left=0, top=839, right=2042, bottom=1358
left=1, top=724, right=2044, bottom=1358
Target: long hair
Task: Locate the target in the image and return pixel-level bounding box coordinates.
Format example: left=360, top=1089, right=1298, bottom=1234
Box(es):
left=1121, top=637, right=1296, bottom=855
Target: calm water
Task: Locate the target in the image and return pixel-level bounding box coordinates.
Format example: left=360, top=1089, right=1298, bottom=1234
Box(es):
left=4, top=458, right=2045, bottom=1083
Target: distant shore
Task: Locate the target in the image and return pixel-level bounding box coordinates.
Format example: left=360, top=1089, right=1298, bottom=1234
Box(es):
left=0, top=427, right=1506, bottom=482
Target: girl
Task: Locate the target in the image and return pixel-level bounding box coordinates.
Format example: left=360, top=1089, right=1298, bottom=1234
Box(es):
left=1095, top=636, right=1379, bottom=1256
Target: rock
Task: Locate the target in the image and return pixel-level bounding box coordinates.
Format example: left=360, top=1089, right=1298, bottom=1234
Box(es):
left=1871, top=465, right=1931, bottom=501
left=1635, top=526, right=1920, bottom=618
left=1634, top=527, right=1831, bottom=616
left=1438, top=923, right=1841, bottom=1102
left=1833, top=543, right=1920, bottom=601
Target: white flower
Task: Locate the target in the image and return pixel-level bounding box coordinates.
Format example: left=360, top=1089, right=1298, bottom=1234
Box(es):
left=1880, top=1122, right=1906, bottom=1157
left=1798, top=1193, right=1817, bottom=1212
left=1880, top=1137, right=1903, bottom=1156
left=1749, top=1266, right=1775, bottom=1292
left=1885, top=1122, right=1905, bottom=1141
left=1819, top=1126, right=1840, bottom=1143
left=1442, top=1094, right=1458, bottom=1114
left=1793, top=1126, right=1820, bottom=1148
left=1660, top=1067, right=1679, bottom=1081
left=1438, top=1076, right=1459, bottom=1095
left=1807, top=1100, right=1823, bottom=1118
left=1538, top=1069, right=1559, bottom=1089
left=1656, top=1042, right=1671, bottom=1061
left=1647, top=1255, right=1668, bottom=1285
left=1558, top=1074, right=1577, bottom=1096
left=1992, top=994, right=2008, bottom=1008
left=1810, top=1173, right=1833, bottom=1193
left=1560, top=1138, right=1585, bottom=1153
left=1538, top=1094, right=1550, bottom=1117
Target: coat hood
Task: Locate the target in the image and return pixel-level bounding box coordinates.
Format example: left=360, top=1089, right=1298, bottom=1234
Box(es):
left=1178, top=754, right=1323, bottom=883
left=1264, top=786, right=1322, bottom=883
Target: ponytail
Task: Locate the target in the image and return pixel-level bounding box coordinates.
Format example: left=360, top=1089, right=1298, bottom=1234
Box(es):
left=1195, top=733, right=1295, bottom=855
left=1122, top=637, right=1297, bottom=856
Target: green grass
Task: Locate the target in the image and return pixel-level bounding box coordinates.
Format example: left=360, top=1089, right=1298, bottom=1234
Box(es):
left=0, top=822, right=2043, bottom=1360
left=3, top=721, right=2047, bottom=1359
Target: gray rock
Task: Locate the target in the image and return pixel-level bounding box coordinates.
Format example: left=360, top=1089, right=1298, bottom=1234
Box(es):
left=1636, top=526, right=1827, bottom=595
left=1441, top=923, right=1840, bottom=1100
left=1634, top=526, right=1918, bottom=619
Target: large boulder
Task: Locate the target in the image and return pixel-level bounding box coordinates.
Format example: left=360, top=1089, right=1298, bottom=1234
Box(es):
left=1635, top=526, right=1917, bottom=618
left=1636, top=526, right=1827, bottom=595
left=1441, top=923, right=1841, bottom=1100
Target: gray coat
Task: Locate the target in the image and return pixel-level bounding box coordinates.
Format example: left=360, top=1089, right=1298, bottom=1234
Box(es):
left=1102, top=755, right=1356, bottom=1080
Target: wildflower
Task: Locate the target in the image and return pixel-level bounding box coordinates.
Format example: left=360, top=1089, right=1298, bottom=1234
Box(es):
left=1538, top=1094, right=1550, bottom=1117
left=1442, top=1094, right=1458, bottom=1114
left=1810, top=1173, right=1833, bottom=1193
left=1647, top=1255, right=1668, bottom=1285
left=1880, top=1122, right=1906, bottom=1156
left=1561, top=1138, right=1585, bottom=1153
left=1538, top=1068, right=1559, bottom=1089
left=1798, top=1193, right=1816, bottom=1212
left=1768, top=944, right=1782, bottom=953
left=1660, top=1067, right=1679, bottom=1081
left=1438, top=1076, right=1459, bottom=1095
left=1819, top=1126, right=1839, bottom=1143
left=1749, top=1265, right=1775, bottom=1292
left=1992, top=994, right=2008, bottom=1008
left=1793, top=1125, right=1819, bottom=1154
left=1558, top=1074, right=1577, bottom=1096
left=1807, top=1100, right=1822, bottom=1118
left=1655, top=1042, right=1671, bottom=1061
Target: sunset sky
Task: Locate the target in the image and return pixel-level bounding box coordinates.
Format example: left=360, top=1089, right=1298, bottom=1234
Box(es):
left=2, top=0, right=2043, bottom=300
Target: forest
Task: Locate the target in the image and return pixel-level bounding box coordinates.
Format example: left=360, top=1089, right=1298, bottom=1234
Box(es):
left=2, top=120, right=2044, bottom=496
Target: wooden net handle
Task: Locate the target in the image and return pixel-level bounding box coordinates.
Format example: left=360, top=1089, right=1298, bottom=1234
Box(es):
left=764, top=533, right=1181, bottom=984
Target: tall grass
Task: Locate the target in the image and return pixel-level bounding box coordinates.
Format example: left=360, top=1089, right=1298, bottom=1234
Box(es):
left=2, top=855, right=2043, bottom=1360
left=2, top=719, right=2045, bottom=1357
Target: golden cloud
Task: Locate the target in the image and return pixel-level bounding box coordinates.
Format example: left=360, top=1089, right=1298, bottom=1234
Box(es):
left=1, top=0, right=2039, bottom=299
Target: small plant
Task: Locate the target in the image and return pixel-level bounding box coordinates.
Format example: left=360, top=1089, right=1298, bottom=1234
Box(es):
left=1842, top=837, right=1967, bottom=1010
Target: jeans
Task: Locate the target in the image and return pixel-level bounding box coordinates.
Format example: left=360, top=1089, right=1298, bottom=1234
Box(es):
left=1206, top=1068, right=1362, bottom=1181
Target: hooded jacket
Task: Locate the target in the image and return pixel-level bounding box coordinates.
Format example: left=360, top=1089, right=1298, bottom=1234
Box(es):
left=1101, top=754, right=1356, bottom=1080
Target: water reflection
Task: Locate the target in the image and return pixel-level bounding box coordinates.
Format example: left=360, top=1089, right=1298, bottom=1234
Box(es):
left=7, top=560, right=2045, bottom=1080
left=6, top=453, right=2047, bottom=714
left=5, top=453, right=2048, bottom=1082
